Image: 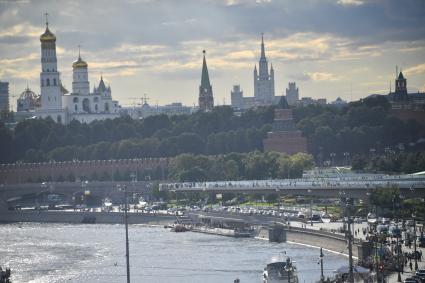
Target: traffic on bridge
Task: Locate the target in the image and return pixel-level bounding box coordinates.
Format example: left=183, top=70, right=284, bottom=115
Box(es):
left=159, top=171, right=425, bottom=198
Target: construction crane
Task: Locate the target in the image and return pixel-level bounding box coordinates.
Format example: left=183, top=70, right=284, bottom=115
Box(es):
left=126, top=94, right=150, bottom=107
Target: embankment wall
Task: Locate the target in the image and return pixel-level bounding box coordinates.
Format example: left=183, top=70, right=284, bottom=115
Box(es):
left=256, top=226, right=360, bottom=258
left=0, top=210, right=175, bottom=225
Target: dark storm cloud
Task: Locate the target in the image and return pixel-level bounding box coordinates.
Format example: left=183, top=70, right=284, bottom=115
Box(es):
left=1, top=0, right=424, bottom=49
left=2, top=0, right=425, bottom=106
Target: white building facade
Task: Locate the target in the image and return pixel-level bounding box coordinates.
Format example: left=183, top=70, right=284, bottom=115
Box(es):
left=31, top=19, right=120, bottom=124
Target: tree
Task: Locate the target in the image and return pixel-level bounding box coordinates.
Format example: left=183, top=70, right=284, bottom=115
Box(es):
left=243, top=151, right=270, bottom=180
left=224, top=159, right=240, bottom=180
left=0, top=122, right=14, bottom=163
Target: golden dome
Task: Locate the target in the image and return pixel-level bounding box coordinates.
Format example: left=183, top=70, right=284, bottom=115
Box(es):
left=40, top=27, right=56, bottom=42
left=72, top=56, right=88, bottom=68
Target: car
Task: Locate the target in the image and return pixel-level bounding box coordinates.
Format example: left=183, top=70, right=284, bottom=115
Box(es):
left=418, top=237, right=425, bottom=248
left=404, top=278, right=420, bottom=283
left=412, top=276, right=425, bottom=283
left=377, top=224, right=389, bottom=234
left=389, top=226, right=402, bottom=237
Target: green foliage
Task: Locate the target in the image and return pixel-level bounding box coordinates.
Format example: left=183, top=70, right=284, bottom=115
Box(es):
left=351, top=152, right=425, bottom=174
left=293, top=96, right=425, bottom=161
left=370, top=188, right=400, bottom=207
left=3, top=106, right=274, bottom=163
left=169, top=151, right=315, bottom=182
left=3, top=95, right=425, bottom=175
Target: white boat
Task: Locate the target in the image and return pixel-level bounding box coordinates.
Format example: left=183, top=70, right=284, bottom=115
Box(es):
left=262, top=256, right=299, bottom=283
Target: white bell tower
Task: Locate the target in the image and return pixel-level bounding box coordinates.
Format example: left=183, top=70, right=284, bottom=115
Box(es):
left=40, top=13, right=62, bottom=111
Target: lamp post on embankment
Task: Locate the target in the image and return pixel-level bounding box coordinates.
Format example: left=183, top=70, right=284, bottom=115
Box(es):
left=345, top=198, right=354, bottom=283
left=412, top=213, right=418, bottom=271
left=319, top=247, right=325, bottom=283
left=118, top=184, right=131, bottom=283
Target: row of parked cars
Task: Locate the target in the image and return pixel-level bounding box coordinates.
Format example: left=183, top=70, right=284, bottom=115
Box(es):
left=405, top=269, right=425, bottom=283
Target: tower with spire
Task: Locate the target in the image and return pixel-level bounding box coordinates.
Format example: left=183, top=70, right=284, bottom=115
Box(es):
left=254, top=33, right=275, bottom=103
left=393, top=70, right=408, bottom=101
left=198, top=50, right=214, bottom=111
left=39, top=13, right=62, bottom=113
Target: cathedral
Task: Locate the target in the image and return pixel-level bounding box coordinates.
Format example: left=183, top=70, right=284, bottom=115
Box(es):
left=18, top=16, right=120, bottom=124
left=231, top=35, right=281, bottom=110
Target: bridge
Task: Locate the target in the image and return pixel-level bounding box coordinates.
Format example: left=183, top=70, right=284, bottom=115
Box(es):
left=0, top=181, right=154, bottom=208
left=159, top=173, right=425, bottom=199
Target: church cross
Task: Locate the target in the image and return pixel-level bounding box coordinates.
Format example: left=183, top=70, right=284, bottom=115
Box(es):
left=44, top=12, right=49, bottom=27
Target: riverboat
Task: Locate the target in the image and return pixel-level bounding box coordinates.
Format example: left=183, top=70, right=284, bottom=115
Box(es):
left=262, top=256, right=298, bottom=283
left=171, top=224, right=190, bottom=232
left=192, top=215, right=254, bottom=238
left=191, top=226, right=252, bottom=237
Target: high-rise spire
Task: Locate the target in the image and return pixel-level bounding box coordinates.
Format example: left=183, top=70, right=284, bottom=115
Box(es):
left=260, top=32, right=266, bottom=59
left=201, top=50, right=211, bottom=88
left=254, top=33, right=275, bottom=101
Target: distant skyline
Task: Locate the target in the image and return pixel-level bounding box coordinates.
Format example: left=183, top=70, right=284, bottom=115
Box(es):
left=1, top=0, right=425, bottom=110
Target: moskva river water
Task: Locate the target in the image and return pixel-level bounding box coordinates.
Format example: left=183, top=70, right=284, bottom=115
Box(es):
left=0, top=223, right=347, bottom=283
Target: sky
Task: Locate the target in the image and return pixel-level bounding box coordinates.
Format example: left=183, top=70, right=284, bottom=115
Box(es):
left=1, top=0, right=425, bottom=110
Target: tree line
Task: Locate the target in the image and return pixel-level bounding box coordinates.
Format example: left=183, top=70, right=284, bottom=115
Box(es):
left=293, top=96, right=425, bottom=164
left=0, top=106, right=274, bottom=163
left=169, top=151, right=314, bottom=182
left=1, top=95, right=424, bottom=175
left=352, top=151, right=425, bottom=174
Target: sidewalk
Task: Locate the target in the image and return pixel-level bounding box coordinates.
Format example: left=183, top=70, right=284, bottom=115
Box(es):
left=289, top=220, right=425, bottom=282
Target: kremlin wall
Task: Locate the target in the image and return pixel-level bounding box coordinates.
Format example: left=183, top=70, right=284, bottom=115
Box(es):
left=0, top=158, right=170, bottom=184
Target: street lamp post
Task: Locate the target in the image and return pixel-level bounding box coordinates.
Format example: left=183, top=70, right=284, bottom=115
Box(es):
left=308, top=189, right=313, bottom=226
left=346, top=198, right=354, bottom=283
left=343, top=152, right=350, bottom=166
left=396, top=232, right=402, bottom=282
left=319, top=247, right=325, bottom=283
left=412, top=213, right=418, bottom=270
left=122, top=185, right=131, bottom=283
left=330, top=153, right=336, bottom=167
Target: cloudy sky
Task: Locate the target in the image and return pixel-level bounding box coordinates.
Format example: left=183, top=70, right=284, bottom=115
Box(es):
left=1, top=0, right=425, bottom=109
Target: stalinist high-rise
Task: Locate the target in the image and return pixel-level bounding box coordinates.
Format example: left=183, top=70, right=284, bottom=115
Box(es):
left=231, top=34, right=279, bottom=110
left=254, top=34, right=275, bottom=104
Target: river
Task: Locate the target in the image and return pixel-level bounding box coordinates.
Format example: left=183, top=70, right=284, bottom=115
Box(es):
left=0, top=223, right=347, bottom=283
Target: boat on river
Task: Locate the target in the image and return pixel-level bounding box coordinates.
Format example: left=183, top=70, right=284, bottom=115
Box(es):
left=262, top=256, right=298, bottom=283
left=192, top=215, right=254, bottom=238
